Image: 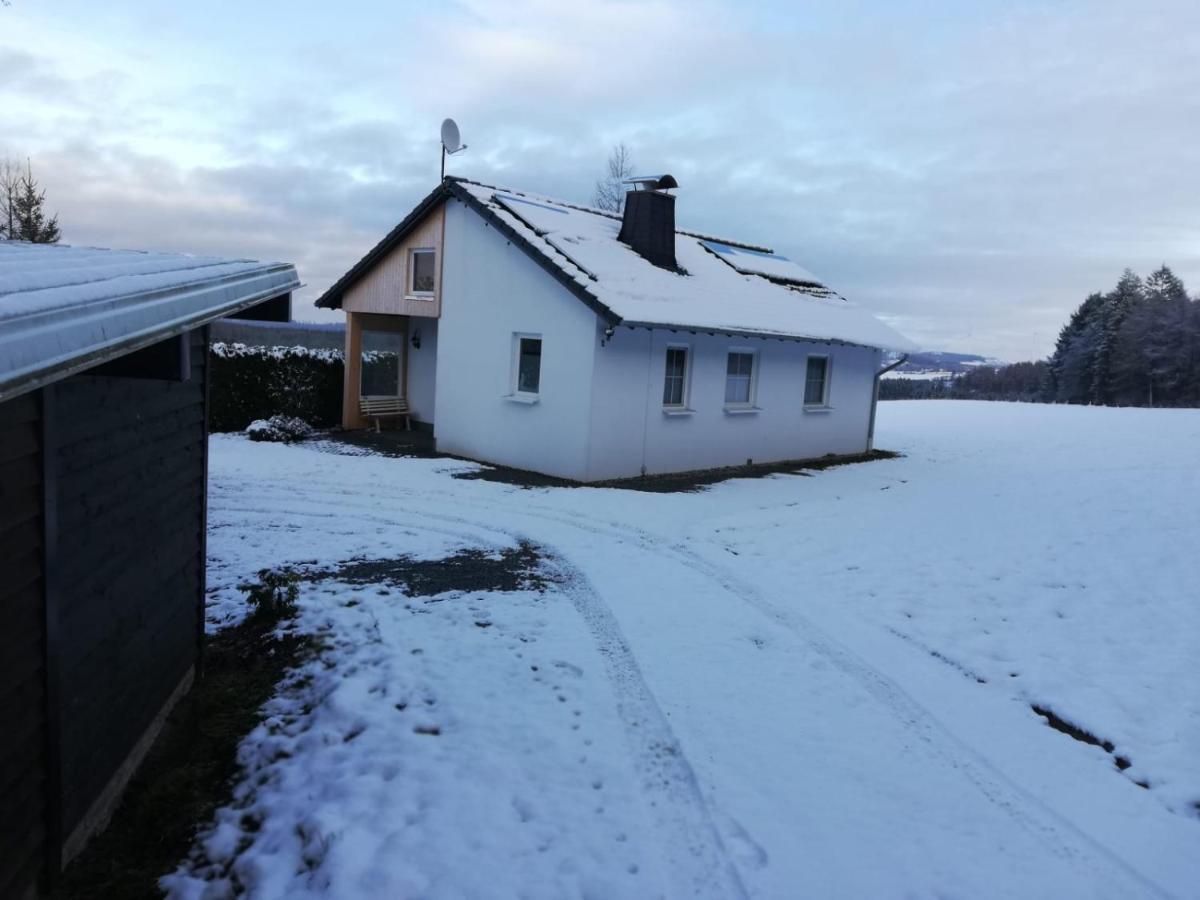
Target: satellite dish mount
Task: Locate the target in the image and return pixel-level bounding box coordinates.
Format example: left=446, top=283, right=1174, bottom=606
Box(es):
left=440, top=118, right=468, bottom=179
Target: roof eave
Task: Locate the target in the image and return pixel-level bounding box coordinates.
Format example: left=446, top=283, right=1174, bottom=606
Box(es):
left=0, top=263, right=300, bottom=404
left=617, top=320, right=908, bottom=353
left=314, top=181, right=454, bottom=309
left=443, top=180, right=621, bottom=326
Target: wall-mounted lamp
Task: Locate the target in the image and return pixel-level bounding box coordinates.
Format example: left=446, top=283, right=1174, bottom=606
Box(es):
left=411, top=328, right=422, bottom=350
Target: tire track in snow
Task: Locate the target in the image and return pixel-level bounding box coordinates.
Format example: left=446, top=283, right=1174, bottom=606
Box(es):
left=544, top=555, right=750, bottom=900
left=502, top=497, right=1177, bottom=900
left=216, top=463, right=1173, bottom=897
left=210, top=476, right=749, bottom=900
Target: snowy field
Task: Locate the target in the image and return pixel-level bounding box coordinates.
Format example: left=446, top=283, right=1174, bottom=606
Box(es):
left=167, top=401, right=1199, bottom=899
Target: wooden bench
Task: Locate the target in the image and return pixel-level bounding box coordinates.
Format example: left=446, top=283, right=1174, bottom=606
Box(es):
left=359, top=396, right=410, bottom=432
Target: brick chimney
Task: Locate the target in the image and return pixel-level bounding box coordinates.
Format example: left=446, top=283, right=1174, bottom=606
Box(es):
left=617, top=174, right=678, bottom=270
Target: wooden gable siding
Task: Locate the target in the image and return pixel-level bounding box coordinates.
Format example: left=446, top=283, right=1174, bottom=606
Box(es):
left=49, top=327, right=207, bottom=842
left=0, top=392, right=49, bottom=900
left=343, top=203, right=444, bottom=318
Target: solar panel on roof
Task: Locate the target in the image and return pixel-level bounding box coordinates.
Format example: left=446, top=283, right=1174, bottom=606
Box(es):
left=494, top=194, right=569, bottom=215
left=699, top=239, right=825, bottom=288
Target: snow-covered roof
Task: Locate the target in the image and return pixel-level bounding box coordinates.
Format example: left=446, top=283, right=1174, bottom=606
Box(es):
left=0, top=241, right=300, bottom=402
left=318, top=177, right=915, bottom=352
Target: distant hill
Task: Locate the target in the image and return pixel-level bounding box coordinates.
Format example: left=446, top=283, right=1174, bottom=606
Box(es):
left=902, top=351, right=1006, bottom=372
left=886, top=351, right=1007, bottom=380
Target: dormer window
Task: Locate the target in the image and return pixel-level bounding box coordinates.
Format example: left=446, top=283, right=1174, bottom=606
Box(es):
left=410, top=249, right=436, bottom=295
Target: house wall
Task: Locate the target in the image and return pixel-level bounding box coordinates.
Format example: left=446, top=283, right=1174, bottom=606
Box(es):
left=343, top=205, right=444, bottom=318
left=406, top=318, right=437, bottom=428
left=0, top=390, right=49, bottom=900
left=433, top=199, right=598, bottom=480
left=585, top=327, right=881, bottom=481
left=343, top=195, right=883, bottom=479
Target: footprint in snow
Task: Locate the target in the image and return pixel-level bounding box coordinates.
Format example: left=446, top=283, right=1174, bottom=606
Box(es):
left=719, top=814, right=769, bottom=870
left=512, top=797, right=534, bottom=823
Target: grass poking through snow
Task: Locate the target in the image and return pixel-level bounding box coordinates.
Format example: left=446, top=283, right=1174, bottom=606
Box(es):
left=56, top=614, right=311, bottom=898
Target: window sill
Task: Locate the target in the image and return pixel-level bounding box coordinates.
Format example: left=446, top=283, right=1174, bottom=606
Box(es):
left=723, top=405, right=761, bottom=415
left=404, top=294, right=436, bottom=302
left=803, top=405, right=834, bottom=413
left=504, top=393, right=540, bottom=405
left=662, top=407, right=695, bottom=417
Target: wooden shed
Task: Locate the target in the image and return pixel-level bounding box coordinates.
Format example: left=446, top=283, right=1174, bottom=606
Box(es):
left=0, top=242, right=299, bottom=898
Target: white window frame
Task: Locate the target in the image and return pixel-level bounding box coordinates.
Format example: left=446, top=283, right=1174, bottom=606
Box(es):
left=508, top=332, right=543, bottom=402
left=662, top=343, right=692, bottom=412
left=723, top=347, right=759, bottom=410
left=803, top=354, right=832, bottom=409
left=408, top=248, right=437, bottom=298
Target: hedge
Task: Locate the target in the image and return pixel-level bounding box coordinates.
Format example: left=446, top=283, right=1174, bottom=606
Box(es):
left=209, top=343, right=398, bottom=432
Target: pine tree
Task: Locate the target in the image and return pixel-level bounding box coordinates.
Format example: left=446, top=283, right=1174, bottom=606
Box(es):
left=12, top=160, right=61, bottom=243
left=1107, top=266, right=1196, bottom=406
left=1090, top=270, right=1142, bottom=404
left=1111, top=294, right=1156, bottom=405
left=1184, top=298, right=1200, bottom=406
left=0, top=159, right=19, bottom=240
left=1048, top=292, right=1105, bottom=403
left=1142, top=266, right=1190, bottom=403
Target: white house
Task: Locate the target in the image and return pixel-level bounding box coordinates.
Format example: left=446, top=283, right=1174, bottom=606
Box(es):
left=316, top=175, right=916, bottom=482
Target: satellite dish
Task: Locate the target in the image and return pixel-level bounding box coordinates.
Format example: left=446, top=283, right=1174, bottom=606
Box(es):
left=439, top=118, right=467, bottom=178
left=441, top=118, right=462, bottom=154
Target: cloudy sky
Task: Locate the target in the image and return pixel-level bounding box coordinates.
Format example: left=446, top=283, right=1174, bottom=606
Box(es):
left=3, top=0, right=1199, bottom=360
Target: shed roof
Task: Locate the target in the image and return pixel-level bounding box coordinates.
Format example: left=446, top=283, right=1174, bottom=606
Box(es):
left=316, top=177, right=916, bottom=352
left=0, top=241, right=300, bottom=403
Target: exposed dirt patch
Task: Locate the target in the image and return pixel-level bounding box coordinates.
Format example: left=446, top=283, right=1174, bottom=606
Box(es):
left=886, top=627, right=988, bottom=684
left=56, top=616, right=312, bottom=899
left=889, top=635, right=1152, bottom=791
left=455, top=450, right=902, bottom=493
left=312, top=427, right=439, bottom=459
left=309, top=541, right=552, bottom=596
left=311, top=427, right=900, bottom=492
left=453, top=464, right=579, bottom=489
left=1031, top=704, right=1143, bottom=783
left=56, top=540, right=553, bottom=896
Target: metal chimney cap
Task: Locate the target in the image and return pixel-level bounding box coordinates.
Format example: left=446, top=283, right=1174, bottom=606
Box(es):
left=623, top=174, right=678, bottom=192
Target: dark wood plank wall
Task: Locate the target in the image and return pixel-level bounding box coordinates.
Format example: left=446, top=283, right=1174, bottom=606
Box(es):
left=0, top=391, right=48, bottom=900
left=49, top=327, right=208, bottom=837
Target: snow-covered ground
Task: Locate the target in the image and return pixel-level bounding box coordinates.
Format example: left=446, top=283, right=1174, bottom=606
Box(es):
left=166, top=401, right=1200, bottom=899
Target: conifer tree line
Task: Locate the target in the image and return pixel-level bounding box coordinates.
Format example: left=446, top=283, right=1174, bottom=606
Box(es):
left=883, top=266, right=1200, bottom=407
left=1047, top=267, right=1200, bottom=406
left=0, top=157, right=62, bottom=243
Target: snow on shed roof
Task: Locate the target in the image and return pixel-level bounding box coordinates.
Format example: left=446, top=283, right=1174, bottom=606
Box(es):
left=455, top=180, right=915, bottom=352
left=0, top=241, right=300, bottom=403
